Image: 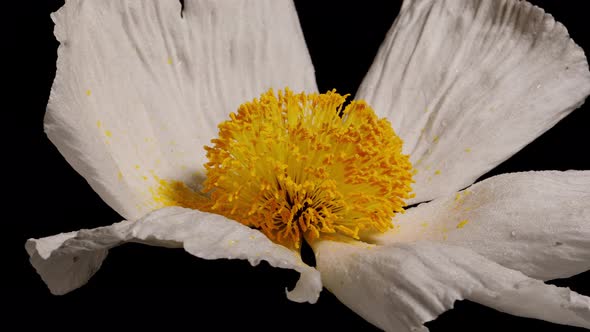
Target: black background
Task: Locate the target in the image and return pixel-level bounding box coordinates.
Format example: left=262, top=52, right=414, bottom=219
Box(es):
left=8, top=1, right=590, bottom=331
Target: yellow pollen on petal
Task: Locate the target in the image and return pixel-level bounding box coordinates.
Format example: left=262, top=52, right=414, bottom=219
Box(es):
left=151, top=178, right=207, bottom=209
left=156, top=89, right=414, bottom=249
left=456, top=219, right=469, bottom=229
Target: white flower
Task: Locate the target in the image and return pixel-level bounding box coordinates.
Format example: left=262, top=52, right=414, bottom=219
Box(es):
left=27, top=1, right=590, bottom=331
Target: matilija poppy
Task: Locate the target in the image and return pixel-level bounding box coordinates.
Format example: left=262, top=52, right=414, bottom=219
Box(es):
left=26, top=0, right=590, bottom=331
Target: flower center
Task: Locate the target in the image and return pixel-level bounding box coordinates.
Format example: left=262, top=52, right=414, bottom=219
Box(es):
left=157, top=89, right=414, bottom=249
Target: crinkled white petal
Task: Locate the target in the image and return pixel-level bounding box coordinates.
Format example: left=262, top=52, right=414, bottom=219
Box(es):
left=313, top=240, right=590, bottom=332
left=26, top=207, right=322, bottom=303
left=356, top=0, right=590, bottom=204
left=370, top=171, right=590, bottom=281
left=46, top=0, right=317, bottom=220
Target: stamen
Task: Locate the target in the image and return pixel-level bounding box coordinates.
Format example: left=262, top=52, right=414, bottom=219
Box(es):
left=158, top=88, right=414, bottom=249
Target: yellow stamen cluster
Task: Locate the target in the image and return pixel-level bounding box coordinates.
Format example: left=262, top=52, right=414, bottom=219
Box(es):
left=195, top=89, right=414, bottom=249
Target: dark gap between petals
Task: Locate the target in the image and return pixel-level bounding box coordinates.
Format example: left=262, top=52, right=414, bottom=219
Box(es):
left=300, top=239, right=316, bottom=267
left=179, top=0, right=185, bottom=18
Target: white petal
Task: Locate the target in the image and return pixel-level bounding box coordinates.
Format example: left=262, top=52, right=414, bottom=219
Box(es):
left=46, top=0, right=317, bottom=220
left=313, top=240, right=590, bottom=332
left=370, top=171, right=590, bottom=281
left=26, top=207, right=322, bottom=303
left=356, top=0, right=590, bottom=204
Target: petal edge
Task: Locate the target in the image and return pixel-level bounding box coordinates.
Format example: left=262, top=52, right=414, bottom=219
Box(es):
left=27, top=207, right=322, bottom=303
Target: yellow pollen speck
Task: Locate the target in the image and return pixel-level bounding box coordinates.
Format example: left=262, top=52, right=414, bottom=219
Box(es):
left=457, top=219, right=469, bottom=229
left=420, top=222, right=428, bottom=228
left=142, top=176, right=148, bottom=181
left=104, top=130, right=112, bottom=138
left=154, top=88, right=414, bottom=249
left=135, top=165, right=140, bottom=170
left=465, top=148, right=472, bottom=153
left=96, top=121, right=102, bottom=128
left=85, top=89, right=91, bottom=96
left=167, top=57, right=173, bottom=65
left=434, top=170, right=441, bottom=175
left=117, top=171, right=123, bottom=181
left=433, top=136, right=439, bottom=143
left=455, top=190, right=472, bottom=203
